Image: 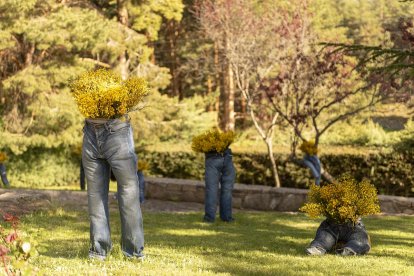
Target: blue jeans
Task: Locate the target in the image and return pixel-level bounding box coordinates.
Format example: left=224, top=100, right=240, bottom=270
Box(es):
left=303, top=155, right=321, bottom=185
left=137, top=171, right=145, bottom=203
left=0, top=163, right=10, bottom=187
left=82, top=118, right=144, bottom=258
left=111, top=170, right=145, bottom=203
left=309, top=219, right=371, bottom=255
left=204, top=148, right=236, bottom=222
left=80, top=160, right=86, bottom=190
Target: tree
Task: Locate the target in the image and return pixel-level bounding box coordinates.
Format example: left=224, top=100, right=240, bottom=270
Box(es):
left=0, top=0, right=178, bottom=154
left=197, top=0, right=302, bottom=187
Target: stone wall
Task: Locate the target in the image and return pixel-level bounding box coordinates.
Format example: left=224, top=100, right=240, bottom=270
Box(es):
left=145, top=177, right=414, bottom=214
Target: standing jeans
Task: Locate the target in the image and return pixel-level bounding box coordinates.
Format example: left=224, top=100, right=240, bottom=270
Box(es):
left=309, top=219, right=371, bottom=255
left=0, top=163, right=10, bottom=187
left=82, top=118, right=144, bottom=258
left=204, top=148, right=236, bottom=222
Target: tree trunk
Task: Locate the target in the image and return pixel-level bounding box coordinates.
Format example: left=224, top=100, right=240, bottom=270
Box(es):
left=117, top=0, right=129, bottom=79
left=24, top=43, right=35, bottom=67
left=218, top=36, right=235, bottom=131
left=265, top=137, right=281, bottom=188
left=214, top=43, right=220, bottom=112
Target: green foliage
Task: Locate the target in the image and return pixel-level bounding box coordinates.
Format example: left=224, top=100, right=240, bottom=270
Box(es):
left=6, top=146, right=414, bottom=197
left=129, top=0, right=184, bottom=41
left=300, top=175, right=381, bottom=224
left=130, top=93, right=216, bottom=147
left=7, top=147, right=79, bottom=188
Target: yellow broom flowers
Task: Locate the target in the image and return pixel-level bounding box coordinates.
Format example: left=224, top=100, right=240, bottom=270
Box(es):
left=192, top=128, right=236, bottom=153
left=299, top=140, right=318, bottom=156
left=300, top=174, right=380, bottom=224
left=69, top=69, right=149, bottom=119
left=0, top=152, right=7, bottom=162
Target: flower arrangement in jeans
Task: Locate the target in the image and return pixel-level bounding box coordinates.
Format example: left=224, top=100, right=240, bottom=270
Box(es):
left=300, top=174, right=381, bottom=224
left=0, top=152, right=7, bottom=163
left=69, top=69, right=149, bottom=119
left=299, top=140, right=318, bottom=156
left=137, top=160, right=150, bottom=172
left=191, top=128, right=236, bottom=153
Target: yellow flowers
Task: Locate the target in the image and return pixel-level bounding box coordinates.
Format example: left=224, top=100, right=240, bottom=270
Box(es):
left=191, top=128, right=236, bottom=153
left=0, top=152, right=8, bottom=162
left=300, top=174, right=381, bottom=224
left=299, top=140, right=318, bottom=156
left=137, top=160, right=149, bottom=171
left=69, top=69, right=150, bottom=119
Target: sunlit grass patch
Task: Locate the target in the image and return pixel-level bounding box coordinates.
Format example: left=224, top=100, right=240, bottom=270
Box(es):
left=15, top=208, right=414, bottom=275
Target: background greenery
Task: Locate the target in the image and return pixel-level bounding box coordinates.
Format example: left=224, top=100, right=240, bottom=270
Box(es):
left=1, top=0, right=414, bottom=195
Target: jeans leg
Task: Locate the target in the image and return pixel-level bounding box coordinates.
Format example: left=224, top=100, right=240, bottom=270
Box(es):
left=137, top=171, right=145, bottom=203
left=219, top=156, right=235, bottom=221
left=303, top=155, right=321, bottom=185
left=83, top=144, right=112, bottom=257
left=309, top=220, right=337, bottom=253
left=204, top=157, right=221, bottom=222
left=0, top=164, right=10, bottom=187
left=342, top=222, right=371, bottom=255
left=80, top=160, right=86, bottom=190
left=107, top=127, right=144, bottom=257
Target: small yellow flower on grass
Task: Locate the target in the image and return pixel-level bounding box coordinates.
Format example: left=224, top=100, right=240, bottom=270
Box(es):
left=191, top=128, right=236, bottom=153
left=300, top=174, right=381, bottom=224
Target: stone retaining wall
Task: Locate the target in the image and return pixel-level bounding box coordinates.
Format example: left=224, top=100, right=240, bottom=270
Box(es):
left=146, top=177, right=414, bottom=214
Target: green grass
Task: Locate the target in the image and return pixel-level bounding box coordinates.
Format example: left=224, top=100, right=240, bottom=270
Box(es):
left=15, top=209, right=414, bottom=275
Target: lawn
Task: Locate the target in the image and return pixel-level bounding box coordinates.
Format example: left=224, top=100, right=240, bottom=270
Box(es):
left=12, top=208, right=414, bottom=275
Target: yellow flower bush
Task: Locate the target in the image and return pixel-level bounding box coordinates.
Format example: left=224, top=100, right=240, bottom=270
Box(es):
left=69, top=69, right=150, bottom=119
left=0, top=152, right=8, bottom=162
left=300, top=174, right=380, bottom=224
left=299, top=140, right=318, bottom=156
left=191, top=128, right=236, bottom=153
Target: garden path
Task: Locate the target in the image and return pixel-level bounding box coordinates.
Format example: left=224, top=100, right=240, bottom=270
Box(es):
left=0, top=188, right=205, bottom=216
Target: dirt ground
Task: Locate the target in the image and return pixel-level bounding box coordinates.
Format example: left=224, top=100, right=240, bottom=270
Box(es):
left=0, top=188, right=205, bottom=216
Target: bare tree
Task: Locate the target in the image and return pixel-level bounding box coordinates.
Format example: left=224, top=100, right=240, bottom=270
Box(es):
left=260, top=5, right=391, bottom=183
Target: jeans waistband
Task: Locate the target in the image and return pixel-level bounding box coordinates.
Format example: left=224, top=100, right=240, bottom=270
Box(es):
left=85, top=115, right=130, bottom=132
left=205, top=148, right=232, bottom=158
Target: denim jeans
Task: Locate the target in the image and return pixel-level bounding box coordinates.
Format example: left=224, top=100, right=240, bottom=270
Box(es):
left=80, top=160, right=86, bottom=190
left=137, top=171, right=145, bottom=203
left=82, top=118, right=144, bottom=258
left=111, top=170, right=145, bottom=203
left=309, top=219, right=371, bottom=255
left=303, top=155, right=321, bottom=185
left=0, top=163, right=10, bottom=187
left=204, top=148, right=236, bottom=222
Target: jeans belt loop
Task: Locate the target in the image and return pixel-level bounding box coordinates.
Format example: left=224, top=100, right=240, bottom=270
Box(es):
left=104, top=122, right=113, bottom=134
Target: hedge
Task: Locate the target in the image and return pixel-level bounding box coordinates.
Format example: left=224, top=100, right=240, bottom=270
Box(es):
left=4, top=147, right=414, bottom=197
